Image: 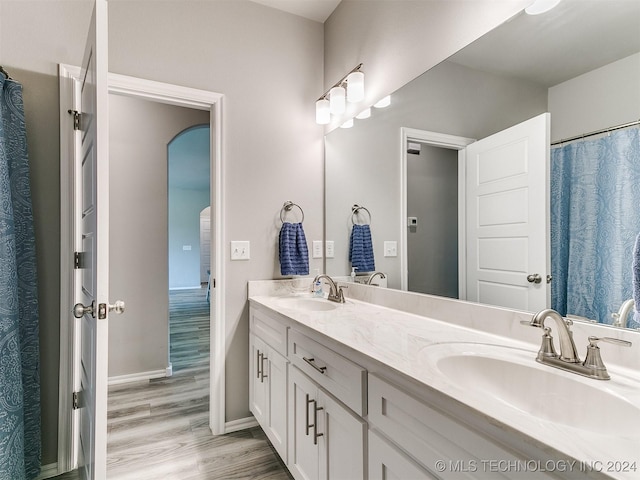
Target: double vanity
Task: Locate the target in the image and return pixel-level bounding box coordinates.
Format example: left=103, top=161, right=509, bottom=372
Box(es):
left=248, top=278, right=640, bottom=479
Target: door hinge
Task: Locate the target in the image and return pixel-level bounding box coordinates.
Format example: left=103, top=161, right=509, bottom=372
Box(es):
left=74, top=251, right=86, bottom=269
left=68, top=109, right=81, bottom=131
left=72, top=391, right=80, bottom=410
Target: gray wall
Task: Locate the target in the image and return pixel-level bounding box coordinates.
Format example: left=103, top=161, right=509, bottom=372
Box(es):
left=0, top=0, right=533, bottom=467
left=168, top=186, right=210, bottom=289
left=407, top=145, right=458, bottom=297
left=168, top=126, right=211, bottom=290
left=548, top=52, right=640, bottom=141
left=108, top=94, right=209, bottom=378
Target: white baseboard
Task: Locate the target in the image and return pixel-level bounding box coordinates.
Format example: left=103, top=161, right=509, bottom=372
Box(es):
left=224, top=416, right=258, bottom=433
left=38, top=462, right=61, bottom=479
left=108, top=368, right=168, bottom=386
left=166, top=363, right=173, bottom=377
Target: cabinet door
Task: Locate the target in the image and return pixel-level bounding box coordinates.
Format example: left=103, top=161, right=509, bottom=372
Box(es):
left=249, top=334, right=268, bottom=425
left=318, top=390, right=366, bottom=480
left=288, top=366, right=320, bottom=480
left=265, top=348, right=288, bottom=463
left=369, top=430, right=436, bottom=480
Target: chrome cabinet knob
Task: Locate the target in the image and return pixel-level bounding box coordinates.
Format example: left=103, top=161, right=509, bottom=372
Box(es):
left=527, top=273, right=542, bottom=284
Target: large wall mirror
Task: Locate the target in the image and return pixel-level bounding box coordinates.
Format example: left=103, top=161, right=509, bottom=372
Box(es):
left=325, top=1, right=640, bottom=329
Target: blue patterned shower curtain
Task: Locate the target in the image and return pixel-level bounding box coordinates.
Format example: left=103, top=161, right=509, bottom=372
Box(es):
left=550, top=126, right=640, bottom=327
left=0, top=72, right=41, bottom=479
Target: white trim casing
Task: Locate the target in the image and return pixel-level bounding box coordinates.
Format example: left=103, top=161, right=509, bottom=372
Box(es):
left=108, top=369, right=169, bottom=386
left=224, top=416, right=259, bottom=434
left=400, top=127, right=475, bottom=294
left=57, top=63, right=82, bottom=476
left=58, top=67, right=226, bottom=475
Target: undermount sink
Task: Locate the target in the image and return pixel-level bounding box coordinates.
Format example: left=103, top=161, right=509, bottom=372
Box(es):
left=274, top=296, right=338, bottom=312
left=422, top=343, right=640, bottom=436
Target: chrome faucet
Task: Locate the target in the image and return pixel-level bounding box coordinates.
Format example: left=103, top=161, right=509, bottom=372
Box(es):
left=525, top=309, right=632, bottom=380
left=312, top=274, right=346, bottom=303
left=365, top=271, right=386, bottom=285
left=612, top=298, right=635, bottom=328
left=530, top=309, right=580, bottom=362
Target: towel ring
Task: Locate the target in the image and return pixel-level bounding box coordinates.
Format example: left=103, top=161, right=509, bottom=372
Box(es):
left=280, top=201, right=305, bottom=223
left=351, top=204, right=371, bottom=225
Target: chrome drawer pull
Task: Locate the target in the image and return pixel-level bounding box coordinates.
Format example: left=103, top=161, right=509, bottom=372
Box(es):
left=260, top=354, right=268, bottom=383
left=303, top=356, right=327, bottom=374
left=305, top=394, right=314, bottom=436
left=313, top=401, right=324, bottom=445
left=256, top=351, right=262, bottom=379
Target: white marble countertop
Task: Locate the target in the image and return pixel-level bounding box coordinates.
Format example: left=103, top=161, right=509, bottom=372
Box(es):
left=248, top=282, right=640, bottom=480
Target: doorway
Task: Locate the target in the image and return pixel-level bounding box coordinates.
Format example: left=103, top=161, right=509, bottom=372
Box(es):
left=406, top=142, right=459, bottom=297
left=58, top=66, right=225, bottom=475
left=400, top=128, right=474, bottom=294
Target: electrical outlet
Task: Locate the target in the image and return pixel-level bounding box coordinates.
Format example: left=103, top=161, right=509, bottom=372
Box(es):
left=384, top=241, right=397, bottom=257
left=231, top=241, right=250, bottom=260
left=325, top=240, right=335, bottom=258
left=312, top=240, right=323, bottom=258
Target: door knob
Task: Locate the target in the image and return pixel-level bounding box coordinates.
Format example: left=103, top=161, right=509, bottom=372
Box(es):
left=73, top=301, right=95, bottom=318
left=109, top=300, right=126, bottom=314
left=527, top=273, right=542, bottom=284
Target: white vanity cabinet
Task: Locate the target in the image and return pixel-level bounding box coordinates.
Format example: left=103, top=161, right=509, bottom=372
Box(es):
left=249, top=309, right=289, bottom=462
left=288, top=364, right=366, bottom=480
left=367, top=374, right=557, bottom=480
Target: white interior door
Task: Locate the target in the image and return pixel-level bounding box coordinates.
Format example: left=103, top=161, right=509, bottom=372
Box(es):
left=465, top=113, right=550, bottom=312
left=75, top=1, right=110, bottom=478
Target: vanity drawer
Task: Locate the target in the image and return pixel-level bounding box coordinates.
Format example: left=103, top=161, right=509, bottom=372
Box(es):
left=289, top=329, right=366, bottom=416
left=250, top=307, right=288, bottom=357
left=368, top=374, right=540, bottom=479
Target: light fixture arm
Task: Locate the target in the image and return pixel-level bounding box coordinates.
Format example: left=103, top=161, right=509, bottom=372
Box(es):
left=317, top=63, right=363, bottom=101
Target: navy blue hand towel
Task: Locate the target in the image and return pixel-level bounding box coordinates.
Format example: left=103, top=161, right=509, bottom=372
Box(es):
left=279, top=222, right=309, bottom=276
left=349, top=224, right=375, bottom=273
left=633, top=233, right=640, bottom=325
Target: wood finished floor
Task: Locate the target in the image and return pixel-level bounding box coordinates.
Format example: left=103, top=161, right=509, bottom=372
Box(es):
left=55, top=287, right=291, bottom=480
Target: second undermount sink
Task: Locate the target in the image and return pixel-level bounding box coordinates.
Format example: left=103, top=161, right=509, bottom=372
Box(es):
left=274, top=296, right=338, bottom=312
left=421, top=343, right=640, bottom=436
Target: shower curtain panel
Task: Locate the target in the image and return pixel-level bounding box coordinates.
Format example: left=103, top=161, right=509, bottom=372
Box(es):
left=551, top=126, right=640, bottom=327
left=0, top=73, right=41, bottom=480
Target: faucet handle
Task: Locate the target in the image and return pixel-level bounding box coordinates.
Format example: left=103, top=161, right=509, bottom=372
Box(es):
left=587, top=336, right=632, bottom=348
left=583, top=336, right=632, bottom=377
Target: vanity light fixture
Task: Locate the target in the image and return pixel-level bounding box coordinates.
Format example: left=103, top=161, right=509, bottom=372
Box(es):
left=329, top=85, right=346, bottom=114
left=373, top=95, right=391, bottom=108
left=355, top=107, right=371, bottom=119
left=525, top=0, right=561, bottom=15
left=316, top=63, right=364, bottom=125
left=315, top=98, right=330, bottom=124
left=340, top=118, right=354, bottom=129
left=346, top=71, right=365, bottom=102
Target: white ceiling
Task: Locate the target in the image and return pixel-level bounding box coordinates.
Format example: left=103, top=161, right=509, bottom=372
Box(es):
left=249, top=0, right=341, bottom=23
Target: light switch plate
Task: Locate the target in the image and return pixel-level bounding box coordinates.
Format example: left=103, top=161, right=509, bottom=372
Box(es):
left=231, top=241, right=250, bottom=260
left=312, top=240, right=323, bottom=259
left=325, top=240, right=335, bottom=258
left=384, top=241, right=397, bottom=257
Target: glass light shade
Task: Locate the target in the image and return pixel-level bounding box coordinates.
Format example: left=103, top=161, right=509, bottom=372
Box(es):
left=315, top=98, right=330, bottom=125
left=355, top=108, right=371, bottom=119
left=329, top=86, right=346, bottom=114
left=525, top=0, right=561, bottom=15
left=340, top=118, right=354, bottom=129
left=374, top=95, right=391, bottom=108
left=346, top=71, right=365, bottom=103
